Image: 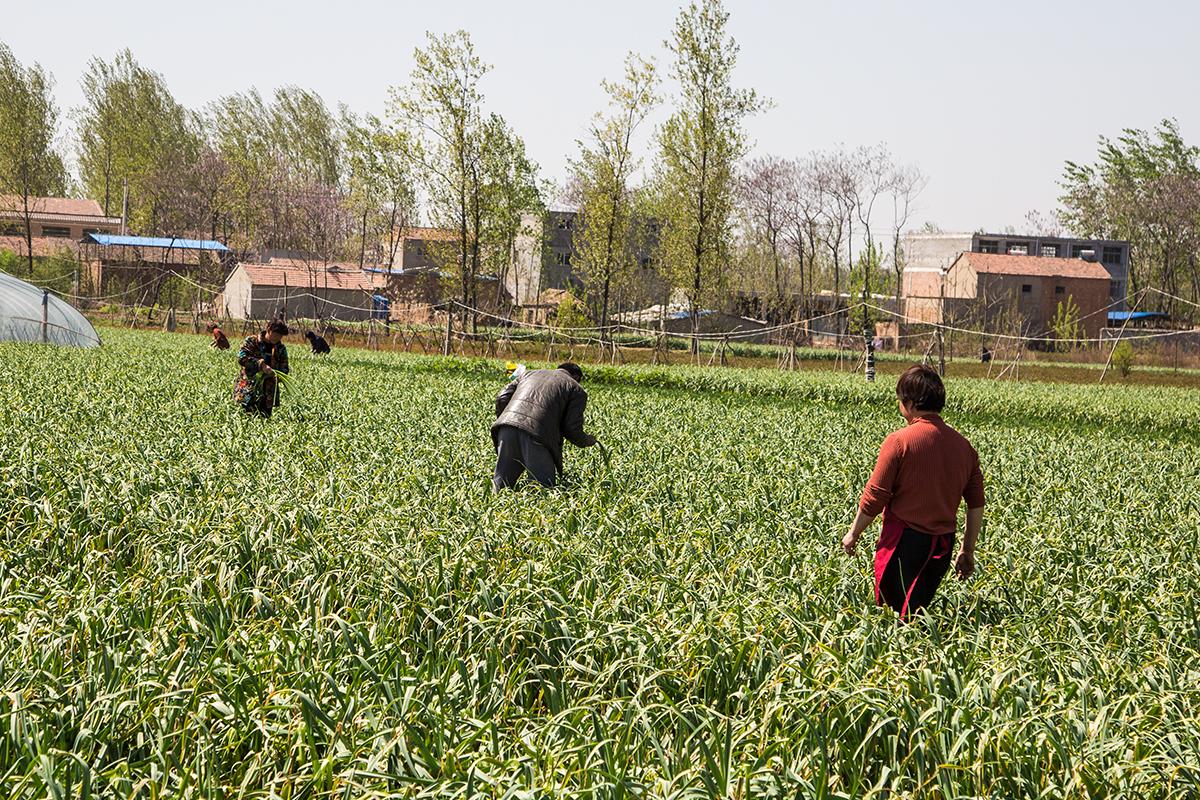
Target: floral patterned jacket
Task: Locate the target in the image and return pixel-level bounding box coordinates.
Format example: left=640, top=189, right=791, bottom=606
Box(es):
left=233, top=335, right=290, bottom=412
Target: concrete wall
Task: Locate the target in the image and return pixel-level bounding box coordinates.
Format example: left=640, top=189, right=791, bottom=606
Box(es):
left=223, top=268, right=372, bottom=321
left=223, top=269, right=254, bottom=319
left=508, top=211, right=545, bottom=307
left=901, top=233, right=972, bottom=272
left=507, top=210, right=665, bottom=312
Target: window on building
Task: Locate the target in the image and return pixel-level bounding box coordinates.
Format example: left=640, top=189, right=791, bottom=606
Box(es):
left=1070, top=244, right=1089, bottom=258
left=1040, top=244, right=1059, bottom=257
left=639, top=256, right=652, bottom=268
left=1021, top=284, right=1032, bottom=294
left=554, top=251, right=571, bottom=266
left=978, top=239, right=999, bottom=254
left=42, top=226, right=71, bottom=238
left=1007, top=242, right=1029, bottom=255
left=556, top=217, right=572, bottom=230
left=1102, top=245, right=1123, bottom=265
left=1055, top=285, right=1065, bottom=295
left=0, top=222, right=22, bottom=235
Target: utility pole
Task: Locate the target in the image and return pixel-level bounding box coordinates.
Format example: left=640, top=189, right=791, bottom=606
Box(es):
left=120, top=180, right=129, bottom=236
left=862, top=266, right=875, bottom=383
left=937, top=261, right=948, bottom=377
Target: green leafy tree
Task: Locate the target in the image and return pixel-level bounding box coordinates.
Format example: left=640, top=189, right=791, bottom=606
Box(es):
left=1111, top=340, right=1135, bottom=377
left=344, top=111, right=417, bottom=269
left=76, top=50, right=199, bottom=233
left=554, top=290, right=592, bottom=331
left=652, top=0, right=763, bottom=357
left=0, top=42, right=68, bottom=275
left=570, top=53, right=658, bottom=335
left=391, top=31, right=540, bottom=320
left=1059, top=119, right=1200, bottom=315
left=210, top=87, right=344, bottom=252
left=391, top=30, right=489, bottom=315
left=479, top=114, right=542, bottom=309
left=1051, top=296, right=1084, bottom=352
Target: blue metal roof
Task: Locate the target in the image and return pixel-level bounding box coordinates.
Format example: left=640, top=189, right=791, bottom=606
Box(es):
left=1108, top=311, right=1168, bottom=322
left=666, top=309, right=716, bottom=320
left=85, top=233, right=229, bottom=251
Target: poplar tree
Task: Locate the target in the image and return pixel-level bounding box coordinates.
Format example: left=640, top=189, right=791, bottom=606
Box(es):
left=571, top=53, right=658, bottom=336
left=0, top=43, right=67, bottom=276
left=652, top=0, right=762, bottom=356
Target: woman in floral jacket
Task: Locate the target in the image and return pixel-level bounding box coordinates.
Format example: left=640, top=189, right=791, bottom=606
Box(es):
left=234, top=320, right=290, bottom=417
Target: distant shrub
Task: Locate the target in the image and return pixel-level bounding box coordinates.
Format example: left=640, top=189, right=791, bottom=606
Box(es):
left=1112, top=341, right=1135, bottom=378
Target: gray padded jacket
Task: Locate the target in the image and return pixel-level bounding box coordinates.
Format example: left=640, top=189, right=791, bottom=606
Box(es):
left=491, top=368, right=595, bottom=470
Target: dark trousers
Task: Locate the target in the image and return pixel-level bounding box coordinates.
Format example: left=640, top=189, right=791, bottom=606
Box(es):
left=877, top=528, right=955, bottom=618
left=493, top=426, right=557, bottom=490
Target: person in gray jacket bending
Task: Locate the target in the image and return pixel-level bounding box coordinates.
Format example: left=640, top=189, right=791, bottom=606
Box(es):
left=491, top=362, right=597, bottom=489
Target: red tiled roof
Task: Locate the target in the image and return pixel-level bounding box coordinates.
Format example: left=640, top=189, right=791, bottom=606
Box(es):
left=236, top=263, right=375, bottom=292
left=0, top=196, right=109, bottom=218
left=957, top=252, right=1111, bottom=280
left=0, top=235, right=79, bottom=259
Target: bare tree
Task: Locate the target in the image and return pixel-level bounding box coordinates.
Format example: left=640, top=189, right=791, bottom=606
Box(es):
left=738, top=156, right=796, bottom=323
left=888, top=163, right=926, bottom=309
left=1022, top=209, right=1064, bottom=238
left=814, top=150, right=856, bottom=329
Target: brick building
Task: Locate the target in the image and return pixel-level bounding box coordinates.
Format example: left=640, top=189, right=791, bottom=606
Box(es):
left=903, top=252, right=1111, bottom=339
left=902, top=231, right=1130, bottom=308
left=395, top=226, right=459, bottom=271
left=0, top=196, right=122, bottom=240
left=221, top=262, right=375, bottom=321
left=509, top=207, right=666, bottom=316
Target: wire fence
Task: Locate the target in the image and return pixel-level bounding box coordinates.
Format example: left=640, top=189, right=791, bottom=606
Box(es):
left=23, top=262, right=1200, bottom=378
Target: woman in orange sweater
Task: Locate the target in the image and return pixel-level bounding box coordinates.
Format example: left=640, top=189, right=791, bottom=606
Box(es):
left=842, top=365, right=986, bottom=620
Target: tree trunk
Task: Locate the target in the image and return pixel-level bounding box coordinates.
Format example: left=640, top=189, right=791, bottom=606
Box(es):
left=359, top=207, right=368, bottom=269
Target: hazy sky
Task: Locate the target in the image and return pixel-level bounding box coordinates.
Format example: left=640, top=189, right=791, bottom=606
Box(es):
left=5, top=0, right=1197, bottom=233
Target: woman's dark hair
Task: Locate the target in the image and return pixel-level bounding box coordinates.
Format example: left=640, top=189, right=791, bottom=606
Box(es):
left=266, top=320, right=290, bottom=336
left=896, top=364, right=945, bottom=412
left=557, top=362, right=584, bottom=382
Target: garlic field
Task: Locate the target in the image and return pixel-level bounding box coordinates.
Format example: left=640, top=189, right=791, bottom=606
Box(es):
left=1, top=328, right=1199, bottom=798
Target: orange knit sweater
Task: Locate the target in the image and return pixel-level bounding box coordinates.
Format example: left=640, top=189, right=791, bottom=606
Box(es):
left=859, top=414, right=985, bottom=535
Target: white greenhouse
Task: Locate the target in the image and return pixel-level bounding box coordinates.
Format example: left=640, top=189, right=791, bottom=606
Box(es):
left=0, top=270, right=100, bottom=348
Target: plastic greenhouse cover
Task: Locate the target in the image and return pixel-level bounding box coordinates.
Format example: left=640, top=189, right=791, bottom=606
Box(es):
left=0, top=270, right=101, bottom=348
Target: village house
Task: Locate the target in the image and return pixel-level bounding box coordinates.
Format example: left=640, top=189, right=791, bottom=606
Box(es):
left=902, top=251, right=1112, bottom=340
left=221, top=260, right=376, bottom=321
left=0, top=196, right=122, bottom=241
left=902, top=231, right=1131, bottom=308
left=0, top=196, right=123, bottom=265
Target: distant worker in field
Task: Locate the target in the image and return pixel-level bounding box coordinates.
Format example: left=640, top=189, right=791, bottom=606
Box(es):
left=491, top=362, right=597, bottom=490
left=981, top=346, right=992, bottom=363
left=306, top=330, right=331, bottom=355
left=233, top=320, right=291, bottom=418
left=208, top=323, right=230, bottom=350
left=841, top=364, right=985, bottom=620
